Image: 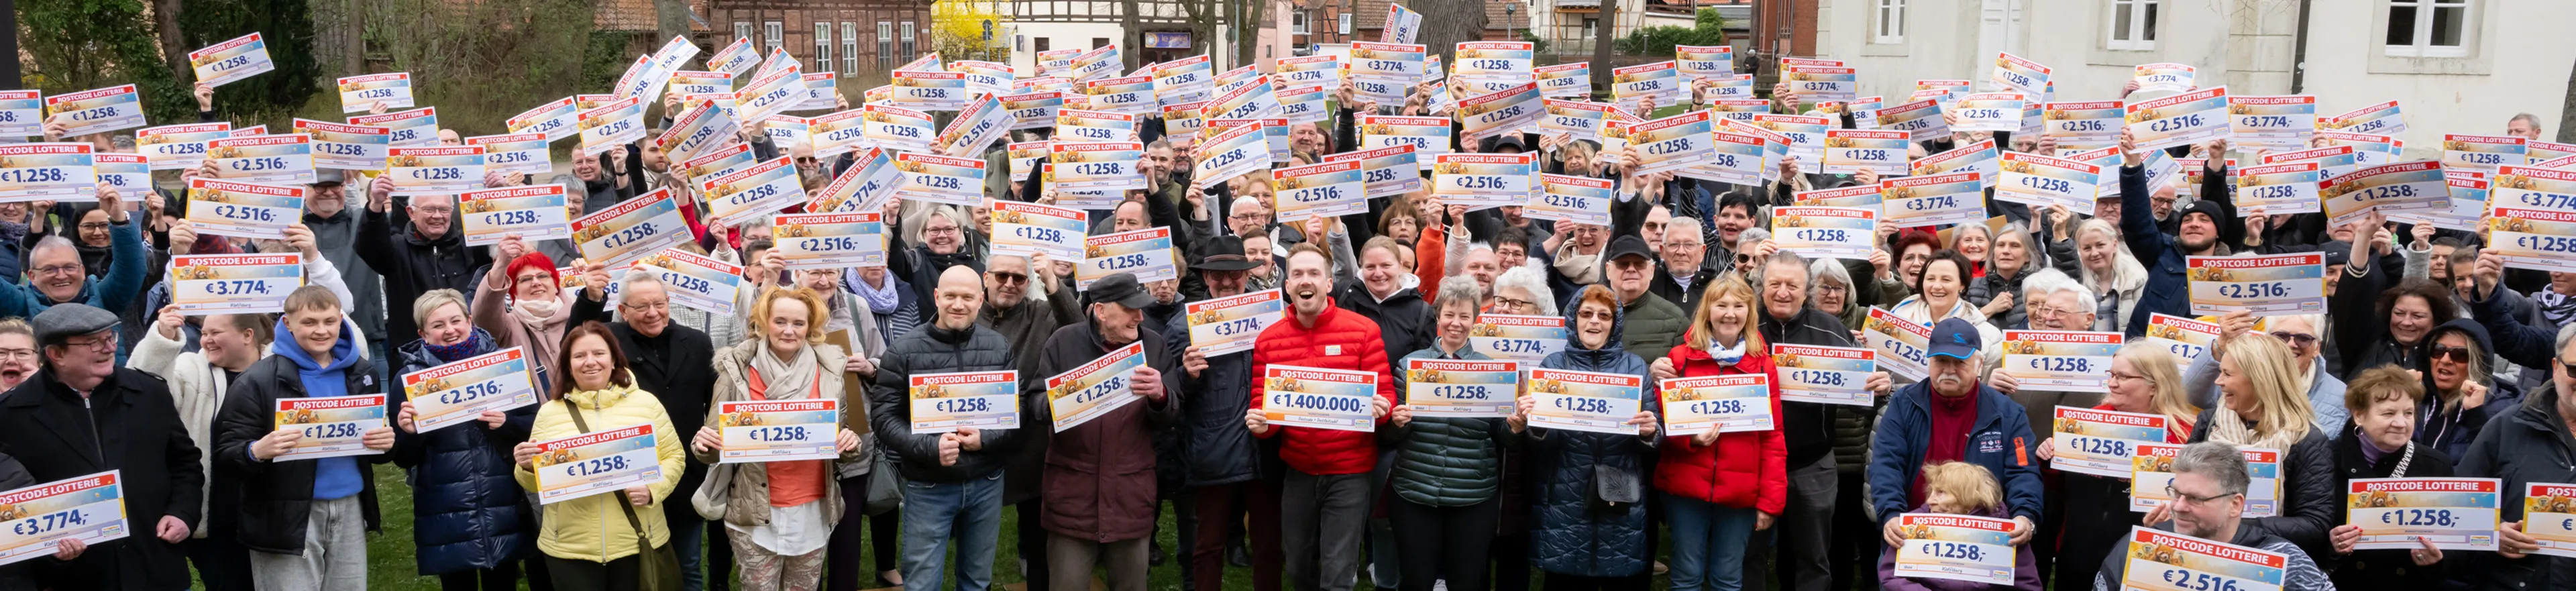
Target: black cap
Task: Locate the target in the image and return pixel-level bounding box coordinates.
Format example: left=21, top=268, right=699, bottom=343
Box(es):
left=1085, top=272, right=1158, bottom=309
left=1605, top=235, right=1655, bottom=264
left=31, top=303, right=119, bottom=347
left=1195, top=235, right=1263, bottom=272
left=1483, top=134, right=1526, bottom=153
left=2318, top=241, right=2353, bottom=268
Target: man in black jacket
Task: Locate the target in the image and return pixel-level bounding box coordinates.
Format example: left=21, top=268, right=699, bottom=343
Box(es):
left=213, top=286, right=399, bottom=589
left=1165, top=236, right=1283, bottom=591
left=0, top=303, right=202, bottom=590
left=358, top=180, right=494, bottom=342
left=568, top=270, right=720, bottom=590
left=1750, top=252, right=1890, bottom=591
left=871, top=266, right=1022, bottom=591
left=1650, top=217, right=1719, bottom=309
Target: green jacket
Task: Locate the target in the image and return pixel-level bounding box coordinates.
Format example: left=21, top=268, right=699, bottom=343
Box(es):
left=1387, top=344, right=1521, bottom=507
left=1617, top=291, right=1690, bottom=363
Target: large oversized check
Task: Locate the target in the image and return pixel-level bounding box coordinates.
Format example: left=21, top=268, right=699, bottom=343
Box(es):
left=337, top=72, right=413, bottom=113
left=531, top=423, right=666, bottom=504
left=1470, top=314, right=1568, bottom=362
left=1262, top=366, right=1381, bottom=433
left=135, top=123, right=231, bottom=170
left=910, top=371, right=1021, bottom=435
left=892, top=152, right=985, bottom=207
left=292, top=119, right=390, bottom=170
left=1890, top=513, right=2019, bottom=586
left=1526, top=368, right=1646, bottom=435
left=1861, top=307, right=1933, bottom=380
left=988, top=201, right=1085, bottom=260
left=458, top=184, right=572, bottom=246
left=206, top=134, right=315, bottom=186
left=0, top=144, right=96, bottom=202
left=168, top=252, right=303, bottom=314
left=2345, top=478, right=2503, bottom=551
left=1997, top=330, right=2120, bottom=390
left=2187, top=254, right=2326, bottom=316
left=1403, top=359, right=1519, bottom=419
left=1660, top=374, right=1774, bottom=436
left=384, top=146, right=486, bottom=196
left=1995, top=151, right=2101, bottom=211
left=1186, top=289, right=1283, bottom=357
left=190, top=33, right=276, bottom=87
left=1324, top=144, right=1423, bottom=199
left=184, top=178, right=305, bottom=239
left=0, top=471, right=129, bottom=567
left=1048, top=341, right=1147, bottom=432
left=274, top=394, right=388, bottom=461
left=1079, top=227, right=1179, bottom=289
left=1432, top=153, right=1536, bottom=209
left=2133, top=63, right=2196, bottom=95
left=2141, top=314, right=2220, bottom=373
left=1881, top=172, right=1990, bottom=227
left=1272, top=160, right=1366, bottom=223
left=700, top=156, right=806, bottom=226
left=44, top=85, right=146, bottom=138
left=1770, top=206, right=1877, bottom=260
left=571, top=188, right=692, bottom=268
left=1773, top=343, right=1877, bottom=406
left=2124, top=87, right=2230, bottom=151
left=2233, top=162, right=2322, bottom=215
left=2520, top=482, right=2576, bottom=558
left=352, top=106, right=441, bottom=148
left=716, top=399, right=841, bottom=464
left=2043, top=101, right=2125, bottom=150
left=403, top=347, right=542, bottom=433
left=2325, top=100, right=2407, bottom=136
left=631, top=249, right=744, bottom=316
left=2132, top=444, right=2280, bottom=516
left=2229, top=95, right=2316, bottom=151
left=2050, top=407, right=2167, bottom=478
left=2118, top=527, right=2288, bottom=591
left=770, top=211, right=886, bottom=270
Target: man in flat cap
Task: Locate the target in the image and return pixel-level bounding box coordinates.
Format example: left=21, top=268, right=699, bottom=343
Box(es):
left=1028, top=271, right=1180, bottom=591
left=0, top=303, right=204, bottom=590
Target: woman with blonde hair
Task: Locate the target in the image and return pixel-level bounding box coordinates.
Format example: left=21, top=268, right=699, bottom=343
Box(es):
left=1646, top=275, right=1786, bottom=591
left=1875, top=462, right=2041, bottom=591
left=2045, top=343, right=2201, bottom=589
left=2178, top=333, right=2336, bottom=556
left=691, top=286, right=867, bottom=590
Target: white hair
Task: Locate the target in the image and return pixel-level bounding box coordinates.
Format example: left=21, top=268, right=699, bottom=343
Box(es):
left=1491, top=266, right=1558, bottom=316
left=2024, top=267, right=2097, bottom=317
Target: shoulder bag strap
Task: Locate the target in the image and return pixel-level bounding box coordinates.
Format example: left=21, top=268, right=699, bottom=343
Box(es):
left=559, top=398, right=658, bottom=545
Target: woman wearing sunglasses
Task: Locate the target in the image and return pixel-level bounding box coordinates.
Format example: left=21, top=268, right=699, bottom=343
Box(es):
left=2400, top=317, right=2522, bottom=458
left=2186, top=312, right=2349, bottom=435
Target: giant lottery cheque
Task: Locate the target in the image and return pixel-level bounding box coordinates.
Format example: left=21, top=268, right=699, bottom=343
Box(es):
left=2118, top=527, right=2289, bottom=591
left=1890, top=513, right=2019, bottom=586
left=353, top=107, right=440, bottom=148
left=2345, top=478, right=2503, bottom=551
left=468, top=133, right=551, bottom=176
left=571, top=188, right=692, bottom=268
left=205, top=134, right=315, bottom=186
left=459, top=184, right=572, bottom=246
left=2125, top=87, right=2232, bottom=151
left=93, top=154, right=146, bottom=198
left=1186, top=288, right=1284, bottom=357
left=1915, top=139, right=2000, bottom=191
left=1770, top=206, right=1876, bottom=260
left=1262, top=366, right=1381, bottom=433
left=184, top=178, right=305, bottom=239
left=403, top=346, right=542, bottom=433
left=44, top=85, right=146, bottom=138
left=1324, top=144, right=1423, bottom=199
left=292, top=119, right=390, bottom=170
left=2050, top=407, right=2168, bottom=478
left=1432, top=153, right=1536, bottom=209
left=1994, top=151, right=2102, bottom=211
left=529, top=423, right=665, bottom=504
left=701, top=156, right=806, bottom=226
left=1862, top=307, right=1933, bottom=380
left=189, top=33, right=276, bottom=87
left=0, top=90, right=33, bottom=138
left=1079, top=227, right=1179, bottom=289
left=910, top=371, right=1022, bottom=435
left=1470, top=314, right=1569, bottom=362
left=2141, top=313, right=2222, bottom=372
left=1772, top=343, right=1876, bottom=406
left=0, top=471, right=129, bottom=567
left=989, top=201, right=1085, bottom=260
left=2396, top=168, right=2489, bottom=231
left=1405, top=359, right=1519, bottom=419
left=1273, top=160, right=1366, bottom=223
left=337, top=72, right=414, bottom=113
left=770, top=211, right=887, bottom=269
left=716, top=399, right=841, bottom=463
left=1625, top=110, right=1714, bottom=176
left=1997, top=330, right=2120, bottom=390
left=508, top=97, right=579, bottom=143
left=1526, top=368, right=1646, bottom=435
left=2229, top=95, right=2316, bottom=151
left=167, top=253, right=303, bottom=314
left=2133, top=443, right=2282, bottom=517
left=2233, top=162, right=2322, bottom=215
left=577, top=98, right=647, bottom=156
left=1823, top=129, right=1911, bottom=176
left=2186, top=254, right=2326, bottom=316
left=893, top=152, right=985, bottom=207
left=2519, top=483, right=2576, bottom=558
left=1881, top=172, right=1991, bottom=228
left=1048, top=341, right=1146, bottom=432
left=1359, top=115, right=1452, bottom=170
left=0, top=144, right=96, bottom=202
left=632, top=249, right=743, bottom=315
left=2045, top=101, right=2126, bottom=150
left=273, top=394, right=387, bottom=461
left=135, top=123, right=231, bottom=170
left=1660, top=374, right=1774, bottom=436
left=384, top=146, right=486, bottom=197
left=1531, top=174, right=1614, bottom=227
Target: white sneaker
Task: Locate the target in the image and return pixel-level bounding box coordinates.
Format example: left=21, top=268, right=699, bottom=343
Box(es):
left=1434, top=580, right=1449, bottom=591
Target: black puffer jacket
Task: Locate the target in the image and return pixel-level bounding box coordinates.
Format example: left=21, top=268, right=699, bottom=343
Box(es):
left=1163, top=309, right=1273, bottom=487
left=870, top=321, right=1025, bottom=483
left=2327, top=431, right=2461, bottom=591
left=2455, top=390, right=2576, bottom=591
left=1389, top=345, right=1519, bottom=506
left=2186, top=407, right=2337, bottom=557
left=389, top=331, right=538, bottom=576
left=1964, top=264, right=2035, bottom=329
left=356, top=207, right=494, bottom=343
left=1335, top=279, right=1436, bottom=362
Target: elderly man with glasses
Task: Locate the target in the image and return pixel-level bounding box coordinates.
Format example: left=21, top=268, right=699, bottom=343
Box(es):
left=0, top=183, right=144, bottom=322
left=0, top=304, right=205, bottom=590
left=2090, top=442, right=2333, bottom=591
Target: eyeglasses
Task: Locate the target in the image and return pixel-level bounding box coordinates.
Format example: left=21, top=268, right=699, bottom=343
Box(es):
left=1493, top=296, right=1534, bottom=310
left=620, top=301, right=671, bottom=313
left=1815, top=284, right=1849, bottom=295
left=2109, top=370, right=2149, bottom=384
left=2430, top=344, right=2473, bottom=364
left=56, top=335, right=115, bottom=352
left=2165, top=484, right=2240, bottom=506
left=76, top=222, right=110, bottom=232
left=988, top=272, right=1028, bottom=285
left=924, top=225, right=961, bottom=235
left=32, top=264, right=81, bottom=277
left=0, top=347, right=33, bottom=362
left=2268, top=331, right=2318, bottom=347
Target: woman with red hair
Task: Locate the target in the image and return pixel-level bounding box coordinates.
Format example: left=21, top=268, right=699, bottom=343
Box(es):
left=474, top=235, right=594, bottom=396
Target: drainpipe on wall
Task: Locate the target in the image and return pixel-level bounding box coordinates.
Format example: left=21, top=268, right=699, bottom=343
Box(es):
left=2290, top=0, right=2312, bottom=93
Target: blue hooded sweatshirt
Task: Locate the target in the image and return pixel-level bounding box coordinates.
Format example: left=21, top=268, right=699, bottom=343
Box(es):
left=274, top=318, right=366, bottom=500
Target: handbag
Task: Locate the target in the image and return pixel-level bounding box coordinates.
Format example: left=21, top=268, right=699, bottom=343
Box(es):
left=561, top=398, right=684, bottom=591
left=864, top=447, right=904, bottom=515
left=1593, top=464, right=1642, bottom=511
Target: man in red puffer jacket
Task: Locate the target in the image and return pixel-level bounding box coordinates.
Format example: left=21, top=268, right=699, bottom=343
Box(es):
left=1246, top=242, right=1396, bottom=591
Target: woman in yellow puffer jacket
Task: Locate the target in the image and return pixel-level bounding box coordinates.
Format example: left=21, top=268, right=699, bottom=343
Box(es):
left=513, top=321, right=688, bottom=588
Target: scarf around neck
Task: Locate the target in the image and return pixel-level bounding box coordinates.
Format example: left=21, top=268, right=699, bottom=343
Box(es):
left=751, top=341, right=822, bottom=402
left=856, top=275, right=902, bottom=313
left=2209, top=404, right=2307, bottom=451
left=425, top=331, right=485, bottom=363
left=512, top=292, right=568, bottom=333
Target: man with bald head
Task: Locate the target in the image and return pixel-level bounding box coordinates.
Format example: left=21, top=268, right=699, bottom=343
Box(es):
left=873, top=265, right=1024, bottom=591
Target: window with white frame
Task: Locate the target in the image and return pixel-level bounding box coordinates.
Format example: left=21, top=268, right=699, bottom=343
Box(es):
left=1874, top=0, right=1907, bottom=43
left=879, top=22, right=895, bottom=67
left=764, top=21, right=784, bottom=51
left=735, top=22, right=753, bottom=45
left=815, top=23, right=833, bottom=70
left=901, top=22, right=918, bottom=62
left=843, top=23, right=859, bottom=72
left=1293, top=10, right=1309, bottom=36
left=2385, top=0, right=2469, bottom=57
left=2108, top=0, right=2158, bottom=50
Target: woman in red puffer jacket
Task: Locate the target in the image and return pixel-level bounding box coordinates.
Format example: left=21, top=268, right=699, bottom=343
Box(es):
left=1648, top=275, right=1788, bottom=591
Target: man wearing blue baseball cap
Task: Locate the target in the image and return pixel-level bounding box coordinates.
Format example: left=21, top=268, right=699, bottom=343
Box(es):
left=1864, top=318, right=2044, bottom=550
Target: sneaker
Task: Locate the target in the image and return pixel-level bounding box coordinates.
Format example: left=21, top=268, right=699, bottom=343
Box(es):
left=1434, top=580, right=1449, bottom=591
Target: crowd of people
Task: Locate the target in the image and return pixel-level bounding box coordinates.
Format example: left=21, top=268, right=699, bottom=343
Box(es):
left=0, top=37, right=2571, bottom=591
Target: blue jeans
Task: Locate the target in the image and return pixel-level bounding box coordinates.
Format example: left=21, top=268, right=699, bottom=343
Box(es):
left=901, top=472, right=1004, bottom=591
left=670, top=515, right=705, bottom=591
left=1664, top=493, right=1760, bottom=591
